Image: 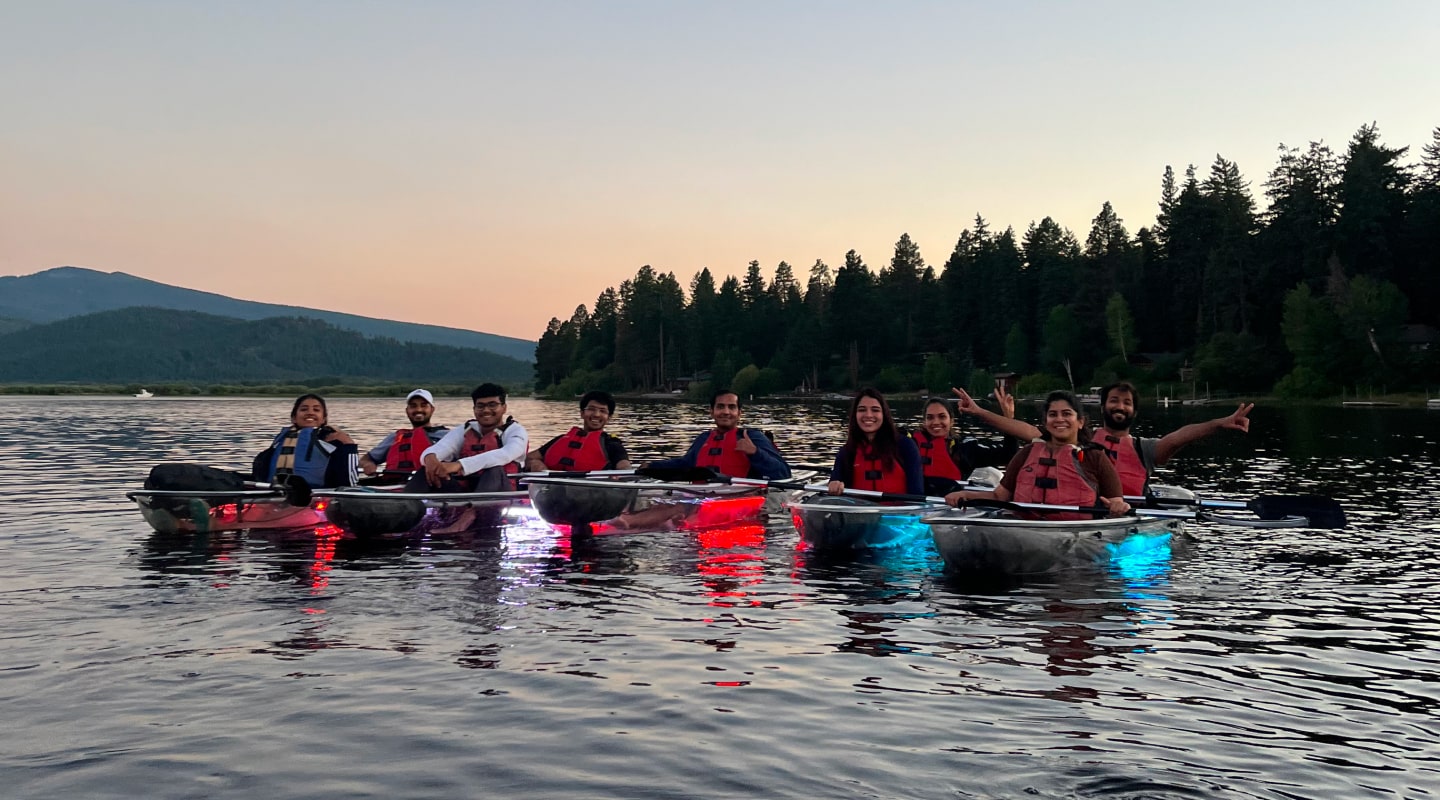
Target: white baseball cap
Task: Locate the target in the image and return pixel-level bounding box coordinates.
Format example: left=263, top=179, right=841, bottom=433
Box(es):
left=406, top=389, right=434, bottom=405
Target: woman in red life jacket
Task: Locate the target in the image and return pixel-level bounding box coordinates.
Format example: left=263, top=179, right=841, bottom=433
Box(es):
left=944, top=390, right=1130, bottom=519
left=826, top=388, right=924, bottom=497
left=910, top=391, right=1019, bottom=496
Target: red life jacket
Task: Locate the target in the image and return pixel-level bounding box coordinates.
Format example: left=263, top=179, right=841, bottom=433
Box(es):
left=1012, top=442, right=1100, bottom=520
left=383, top=426, right=436, bottom=473
left=459, top=420, right=520, bottom=488
left=543, top=427, right=610, bottom=471
left=850, top=445, right=910, bottom=494
left=1097, top=433, right=1149, bottom=497
left=694, top=428, right=752, bottom=478
left=910, top=429, right=963, bottom=480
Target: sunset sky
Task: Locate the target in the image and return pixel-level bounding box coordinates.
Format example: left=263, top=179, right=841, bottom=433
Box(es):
left=3, top=1, right=1437, bottom=342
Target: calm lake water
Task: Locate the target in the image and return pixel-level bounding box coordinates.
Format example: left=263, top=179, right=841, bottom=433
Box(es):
left=2, top=395, right=1437, bottom=799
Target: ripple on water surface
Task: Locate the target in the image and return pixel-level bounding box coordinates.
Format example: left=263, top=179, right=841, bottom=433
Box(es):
left=1, top=397, right=1439, bottom=799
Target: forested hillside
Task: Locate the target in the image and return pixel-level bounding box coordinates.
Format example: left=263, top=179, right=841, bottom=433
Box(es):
left=0, top=267, right=536, bottom=362
left=0, top=308, right=532, bottom=384
left=536, top=124, right=1440, bottom=399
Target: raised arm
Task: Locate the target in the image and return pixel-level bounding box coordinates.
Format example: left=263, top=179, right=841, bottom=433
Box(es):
left=1154, top=402, right=1253, bottom=465
left=953, top=387, right=1040, bottom=441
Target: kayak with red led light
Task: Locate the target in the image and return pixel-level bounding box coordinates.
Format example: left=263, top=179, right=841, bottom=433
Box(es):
left=522, top=472, right=815, bottom=533
left=127, top=487, right=330, bottom=534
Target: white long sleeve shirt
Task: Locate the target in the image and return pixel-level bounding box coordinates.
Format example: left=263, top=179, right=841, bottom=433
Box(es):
left=420, top=419, right=529, bottom=476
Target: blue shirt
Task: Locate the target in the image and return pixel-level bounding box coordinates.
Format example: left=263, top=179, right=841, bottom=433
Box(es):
left=649, top=427, right=791, bottom=480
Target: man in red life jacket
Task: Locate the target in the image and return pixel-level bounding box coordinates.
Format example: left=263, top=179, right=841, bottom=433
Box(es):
left=963, top=381, right=1252, bottom=497
left=414, top=383, right=529, bottom=493
left=645, top=389, right=790, bottom=480
left=526, top=390, right=631, bottom=472
left=359, top=389, right=449, bottom=479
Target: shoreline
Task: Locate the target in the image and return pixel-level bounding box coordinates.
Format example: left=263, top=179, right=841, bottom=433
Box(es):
left=5, top=384, right=1437, bottom=409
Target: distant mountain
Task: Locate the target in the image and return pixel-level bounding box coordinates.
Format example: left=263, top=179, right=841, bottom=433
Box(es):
left=0, top=266, right=535, bottom=362
left=0, top=307, right=532, bottom=384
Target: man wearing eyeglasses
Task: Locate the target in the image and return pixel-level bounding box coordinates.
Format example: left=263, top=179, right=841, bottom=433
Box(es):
left=415, top=383, right=529, bottom=492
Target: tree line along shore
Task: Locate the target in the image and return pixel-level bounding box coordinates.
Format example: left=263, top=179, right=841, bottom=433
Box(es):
left=534, top=124, right=1440, bottom=405
left=3, top=383, right=1435, bottom=408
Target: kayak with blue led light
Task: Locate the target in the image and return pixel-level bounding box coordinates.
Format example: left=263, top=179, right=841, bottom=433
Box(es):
left=787, top=495, right=945, bottom=550
left=922, top=507, right=1184, bottom=575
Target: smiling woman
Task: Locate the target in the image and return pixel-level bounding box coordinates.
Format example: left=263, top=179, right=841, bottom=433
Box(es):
left=825, top=387, right=924, bottom=497
left=251, top=393, right=359, bottom=489
left=945, top=390, right=1129, bottom=519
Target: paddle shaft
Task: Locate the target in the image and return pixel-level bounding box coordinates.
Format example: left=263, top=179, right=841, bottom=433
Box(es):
left=1126, top=494, right=1246, bottom=510
left=727, top=475, right=985, bottom=505
left=1010, top=500, right=1197, bottom=520
left=1124, top=492, right=1345, bottom=527
left=515, top=469, right=637, bottom=479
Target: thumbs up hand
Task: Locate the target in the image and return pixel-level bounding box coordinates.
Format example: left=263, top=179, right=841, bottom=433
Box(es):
left=735, top=428, right=758, bottom=455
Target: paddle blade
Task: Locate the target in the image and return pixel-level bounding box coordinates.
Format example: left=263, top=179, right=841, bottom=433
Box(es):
left=637, top=466, right=724, bottom=483
left=1248, top=495, right=1346, bottom=529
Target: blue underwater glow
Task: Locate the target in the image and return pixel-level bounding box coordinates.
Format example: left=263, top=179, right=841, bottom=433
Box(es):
left=869, top=513, right=933, bottom=549
left=1105, top=531, right=1173, bottom=585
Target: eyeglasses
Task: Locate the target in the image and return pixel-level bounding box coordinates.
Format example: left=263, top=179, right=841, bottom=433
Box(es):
left=473, top=401, right=503, bottom=410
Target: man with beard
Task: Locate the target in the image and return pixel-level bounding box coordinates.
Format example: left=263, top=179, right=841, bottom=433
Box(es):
left=359, top=389, right=449, bottom=480
left=972, top=381, right=1252, bottom=497
left=645, top=389, right=790, bottom=480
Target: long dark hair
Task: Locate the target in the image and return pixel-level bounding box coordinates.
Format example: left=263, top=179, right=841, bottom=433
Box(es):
left=289, top=393, right=328, bottom=426
left=1039, top=390, right=1091, bottom=444
left=846, top=387, right=900, bottom=468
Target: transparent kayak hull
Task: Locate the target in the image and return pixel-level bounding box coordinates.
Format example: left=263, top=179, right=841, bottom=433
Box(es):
left=127, top=490, right=327, bottom=534
left=787, top=496, right=944, bottom=551
left=925, top=508, right=1184, bottom=575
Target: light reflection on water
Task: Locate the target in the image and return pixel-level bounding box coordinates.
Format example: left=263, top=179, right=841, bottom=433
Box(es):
left=1, top=395, right=1438, bottom=799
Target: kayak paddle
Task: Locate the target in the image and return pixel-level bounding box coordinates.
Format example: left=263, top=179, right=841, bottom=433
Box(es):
left=1126, top=493, right=1346, bottom=529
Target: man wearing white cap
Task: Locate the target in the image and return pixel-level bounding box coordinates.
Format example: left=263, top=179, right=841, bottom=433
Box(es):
left=359, top=389, right=449, bottom=479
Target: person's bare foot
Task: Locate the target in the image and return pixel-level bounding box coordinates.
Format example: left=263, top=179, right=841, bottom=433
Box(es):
left=611, top=504, right=687, bottom=530
left=431, top=507, right=477, bottom=534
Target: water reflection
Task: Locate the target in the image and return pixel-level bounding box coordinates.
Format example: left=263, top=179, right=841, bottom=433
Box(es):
left=7, top=397, right=1440, bottom=799
left=694, top=523, right=767, bottom=608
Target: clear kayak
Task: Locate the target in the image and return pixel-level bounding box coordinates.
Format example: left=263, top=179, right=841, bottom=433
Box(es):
left=923, top=507, right=1183, bottom=575
left=318, top=486, right=527, bottom=536
left=128, top=485, right=526, bottom=536
left=787, top=495, right=945, bottom=551
left=127, top=488, right=329, bottom=534
left=523, top=470, right=817, bottom=533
